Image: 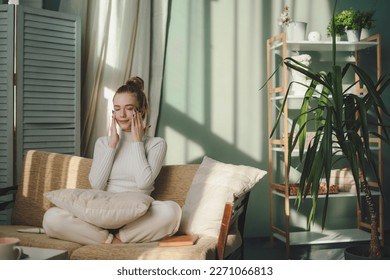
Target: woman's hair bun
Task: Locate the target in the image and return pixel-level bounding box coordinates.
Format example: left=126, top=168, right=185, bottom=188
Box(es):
left=126, top=76, right=144, bottom=91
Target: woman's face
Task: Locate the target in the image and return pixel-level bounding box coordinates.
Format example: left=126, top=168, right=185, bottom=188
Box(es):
left=113, top=93, right=139, bottom=132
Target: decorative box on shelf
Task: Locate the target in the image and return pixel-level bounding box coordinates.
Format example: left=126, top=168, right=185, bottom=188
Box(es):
left=287, top=183, right=339, bottom=196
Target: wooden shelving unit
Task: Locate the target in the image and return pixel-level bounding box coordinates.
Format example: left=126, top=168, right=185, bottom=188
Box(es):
left=266, top=32, right=384, bottom=258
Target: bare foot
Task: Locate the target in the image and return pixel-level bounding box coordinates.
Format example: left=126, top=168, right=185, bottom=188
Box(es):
left=111, top=236, right=123, bottom=244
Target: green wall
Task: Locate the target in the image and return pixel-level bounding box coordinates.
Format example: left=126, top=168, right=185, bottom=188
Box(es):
left=158, top=0, right=390, bottom=237
left=157, top=0, right=270, bottom=237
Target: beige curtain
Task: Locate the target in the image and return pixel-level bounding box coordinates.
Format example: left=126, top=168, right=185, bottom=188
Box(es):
left=59, top=0, right=169, bottom=157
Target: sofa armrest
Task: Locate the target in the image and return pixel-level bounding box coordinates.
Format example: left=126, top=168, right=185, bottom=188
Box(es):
left=216, top=191, right=250, bottom=260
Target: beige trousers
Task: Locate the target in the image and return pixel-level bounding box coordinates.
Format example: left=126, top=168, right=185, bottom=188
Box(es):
left=42, top=200, right=181, bottom=245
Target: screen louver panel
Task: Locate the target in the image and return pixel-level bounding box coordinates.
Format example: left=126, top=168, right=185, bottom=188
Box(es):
left=0, top=5, right=14, bottom=187
left=16, top=6, right=80, bottom=179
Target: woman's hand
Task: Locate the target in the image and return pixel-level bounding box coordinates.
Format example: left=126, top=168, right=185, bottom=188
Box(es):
left=131, top=110, right=149, bottom=142
left=109, top=111, right=119, bottom=148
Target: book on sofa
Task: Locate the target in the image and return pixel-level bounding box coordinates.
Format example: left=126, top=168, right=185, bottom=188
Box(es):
left=159, top=235, right=199, bottom=247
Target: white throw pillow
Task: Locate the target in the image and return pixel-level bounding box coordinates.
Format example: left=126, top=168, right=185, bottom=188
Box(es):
left=44, top=189, right=154, bottom=228
left=179, top=156, right=267, bottom=237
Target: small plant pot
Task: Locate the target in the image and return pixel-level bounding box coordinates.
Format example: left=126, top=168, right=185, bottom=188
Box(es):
left=286, top=22, right=307, bottom=41
left=344, top=245, right=390, bottom=260
left=360, top=28, right=371, bottom=40
left=346, top=29, right=361, bottom=42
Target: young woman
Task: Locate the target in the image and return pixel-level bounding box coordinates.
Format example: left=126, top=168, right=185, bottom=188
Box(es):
left=43, top=77, right=181, bottom=244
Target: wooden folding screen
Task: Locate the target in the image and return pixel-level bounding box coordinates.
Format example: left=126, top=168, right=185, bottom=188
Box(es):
left=0, top=5, right=14, bottom=189
left=16, top=6, right=81, bottom=180
left=0, top=4, right=80, bottom=223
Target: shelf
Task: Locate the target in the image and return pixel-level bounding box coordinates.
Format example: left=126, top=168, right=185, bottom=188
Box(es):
left=270, top=40, right=378, bottom=52
left=271, top=145, right=380, bottom=156
left=272, top=189, right=380, bottom=199
left=270, top=95, right=318, bottom=101
left=269, top=92, right=359, bottom=101
left=266, top=32, right=383, bottom=258
left=273, top=228, right=370, bottom=246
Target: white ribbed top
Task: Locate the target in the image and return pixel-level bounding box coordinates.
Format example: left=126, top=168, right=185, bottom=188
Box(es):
left=88, top=132, right=167, bottom=195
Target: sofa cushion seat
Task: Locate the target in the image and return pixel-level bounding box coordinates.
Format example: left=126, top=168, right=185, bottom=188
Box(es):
left=70, top=236, right=218, bottom=260
left=0, top=225, right=82, bottom=258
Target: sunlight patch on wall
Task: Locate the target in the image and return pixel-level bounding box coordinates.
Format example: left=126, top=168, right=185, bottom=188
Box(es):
left=236, top=98, right=263, bottom=162
left=164, top=127, right=204, bottom=165
left=209, top=1, right=235, bottom=145
left=210, top=92, right=234, bottom=145
left=163, top=0, right=206, bottom=126
left=187, top=140, right=205, bottom=163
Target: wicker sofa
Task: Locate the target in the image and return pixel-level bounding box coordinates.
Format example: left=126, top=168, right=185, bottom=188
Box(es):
left=0, top=150, right=255, bottom=260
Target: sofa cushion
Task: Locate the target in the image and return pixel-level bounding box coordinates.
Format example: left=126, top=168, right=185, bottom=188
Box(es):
left=179, top=156, right=267, bottom=237
left=44, top=189, right=154, bottom=228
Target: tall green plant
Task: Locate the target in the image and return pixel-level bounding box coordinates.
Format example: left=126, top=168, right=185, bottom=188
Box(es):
left=265, top=0, right=390, bottom=259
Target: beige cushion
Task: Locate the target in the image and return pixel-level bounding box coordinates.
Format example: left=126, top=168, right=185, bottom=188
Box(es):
left=179, top=156, right=267, bottom=237
left=44, top=189, right=154, bottom=228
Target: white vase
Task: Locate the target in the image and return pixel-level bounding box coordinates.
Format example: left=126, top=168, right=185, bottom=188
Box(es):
left=286, top=22, right=307, bottom=41
left=346, top=29, right=361, bottom=42
left=360, top=28, right=371, bottom=40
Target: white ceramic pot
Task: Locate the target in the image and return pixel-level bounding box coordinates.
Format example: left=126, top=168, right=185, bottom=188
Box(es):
left=286, top=22, right=307, bottom=41
left=346, top=29, right=361, bottom=42
left=360, top=28, right=371, bottom=40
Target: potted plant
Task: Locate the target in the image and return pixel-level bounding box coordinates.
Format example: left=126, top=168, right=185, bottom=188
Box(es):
left=279, top=5, right=307, bottom=41
left=338, top=8, right=362, bottom=30
left=333, top=8, right=363, bottom=41
left=361, top=10, right=375, bottom=30
left=360, top=10, right=375, bottom=39
left=264, top=0, right=390, bottom=259
left=327, top=9, right=375, bottom=41
left=326, top=11, right=346, bottom=39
